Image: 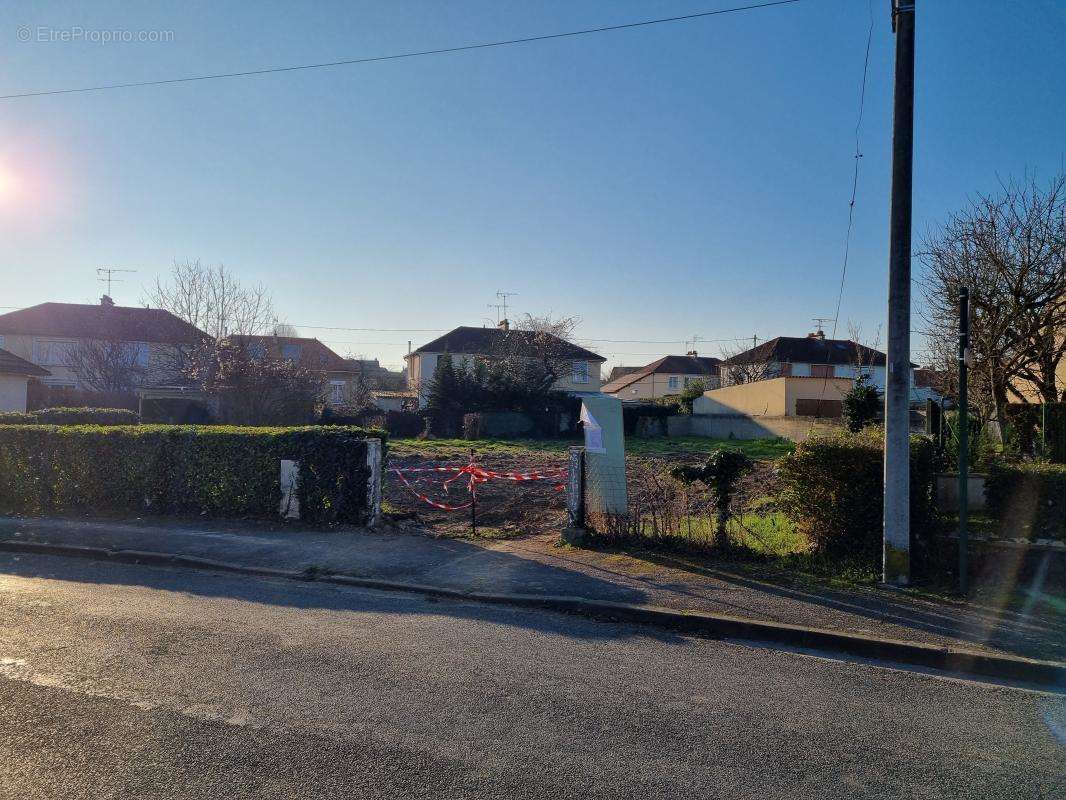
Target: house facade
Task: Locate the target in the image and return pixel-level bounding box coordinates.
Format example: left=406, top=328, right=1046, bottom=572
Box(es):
left=406, top=321, right=606, bottom=405
left=720, top=332, right=906, bottom=391
left=601, top=354, right=721, bottom=400
left=0, top=348, right=50, bottom=412
left=0, top=298, right=206, bottom=391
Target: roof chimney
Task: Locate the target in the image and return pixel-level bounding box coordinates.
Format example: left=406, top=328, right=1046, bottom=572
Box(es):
left=808, top=330, right=825, bottom=341
left=686, top=350, right=698, bottom=357
left=498, top=318, right=510, bottom=332
left=100, top=295, right=115, bottom=307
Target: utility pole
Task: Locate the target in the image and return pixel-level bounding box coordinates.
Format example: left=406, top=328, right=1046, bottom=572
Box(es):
left=957, top=286, right=970, bottom=595
left=883, top=0, right=916, bottom=586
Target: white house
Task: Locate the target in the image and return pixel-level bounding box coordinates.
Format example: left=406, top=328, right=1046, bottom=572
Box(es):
left=0, top=348, right=50, bottom=412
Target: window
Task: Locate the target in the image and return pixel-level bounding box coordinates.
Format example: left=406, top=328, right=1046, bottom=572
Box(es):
left=329, top=380, right=347, bottom=405
left=127, top=342, right=150, bottom=368
left=572, top=360, right=589, bottom=384
left=281, top=343, right=302, bottom=361
left=668, top=376, right=679, bottom=390
left=33, top=339, right=77, bottom=366
left=810, top=364, right=834, bottom=379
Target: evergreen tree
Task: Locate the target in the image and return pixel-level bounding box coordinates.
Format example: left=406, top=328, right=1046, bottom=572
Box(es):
left=842, top=374, right=881, bottom=432
left=424, top=351, right=461, bottom=436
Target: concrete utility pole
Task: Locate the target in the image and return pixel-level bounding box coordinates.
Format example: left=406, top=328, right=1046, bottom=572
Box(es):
left=883, top=0, right=916, bottom=586
left=957, top=286, right=970, bottom=594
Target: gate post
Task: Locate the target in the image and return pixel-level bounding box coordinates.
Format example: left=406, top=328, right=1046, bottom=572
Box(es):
left=563, top=446, right=586, bottom=543
left=365, top=438, right=383, bottom=527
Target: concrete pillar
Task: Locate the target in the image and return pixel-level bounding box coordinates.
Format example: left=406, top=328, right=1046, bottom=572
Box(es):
left=365, top=438, right=383, bottom=527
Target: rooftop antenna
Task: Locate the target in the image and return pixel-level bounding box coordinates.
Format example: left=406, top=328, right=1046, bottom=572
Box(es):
left=684, top=334, right=705, bottom=353
left=495, top=290, right=517, bottom=322
left=812, top=317, right=836, bottom=336
left=96, top=267, right=137, bottom=297
left=487, top=303, right=506, bottom=324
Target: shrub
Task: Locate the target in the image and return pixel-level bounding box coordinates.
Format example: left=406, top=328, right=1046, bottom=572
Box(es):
left=985, top=461, right=1066, bottom=540
left=0, top=424, right=385, bottom=523
left=0, top=412, right=35, bottom=425
left=384, top=410, right=424, bottom=438
left=842, top=375, right=880, bottom=432
left=0, top=408, right=139, bottom=426
left=670, top=449, right=754, bottom=547
left=776, top=431, right=938, bottom=562
left=140, top=398, right=215, bottom=425
left=1003, top=403, right=1066, bottom=463
left=34, top=407, right=140, bottom=426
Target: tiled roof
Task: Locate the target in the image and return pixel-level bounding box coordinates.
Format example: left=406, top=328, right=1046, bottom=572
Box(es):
left=410, top=326, right=604, bottom=362
left=601, top=355, right=721, bottom=394
left=0, top=302, right=207, bottom=344
left=227, top=335, right=353, bottom=371
left=725, top=336, right=888, bottom=367
left=0, top=347, right=50, bottom=377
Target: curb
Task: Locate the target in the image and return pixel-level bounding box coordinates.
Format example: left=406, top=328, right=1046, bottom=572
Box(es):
left=2, top=538, right=1064, bottom=689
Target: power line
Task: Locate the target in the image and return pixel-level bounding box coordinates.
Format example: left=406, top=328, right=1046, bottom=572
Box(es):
left=0, top=1, right=803, bottom=101
left=831, top=0, right=874, bottom=342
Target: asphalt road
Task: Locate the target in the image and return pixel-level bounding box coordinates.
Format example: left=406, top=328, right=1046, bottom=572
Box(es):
left=0, top=553, right=1062, bottom=799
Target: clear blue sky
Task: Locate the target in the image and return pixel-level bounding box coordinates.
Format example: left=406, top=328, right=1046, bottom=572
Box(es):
left=1, top=0, right=1063, bottom=370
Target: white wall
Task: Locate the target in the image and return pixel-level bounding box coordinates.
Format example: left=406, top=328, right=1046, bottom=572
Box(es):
left=0, top=375, right=29, bottom=412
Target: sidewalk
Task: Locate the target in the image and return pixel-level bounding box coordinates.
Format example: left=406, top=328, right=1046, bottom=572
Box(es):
left=0, top=515, right=1063, bottom=665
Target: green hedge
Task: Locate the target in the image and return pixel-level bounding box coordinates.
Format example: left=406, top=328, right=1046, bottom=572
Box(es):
left=0, top=424, right=385, bottom=523
left=776, top=431, right=938, bottom=561
left=985, top=461, right=1066, bottom=540
left=0, top=407, right=139, bottom=426
left=1003, top=403, right=1066, bottom=463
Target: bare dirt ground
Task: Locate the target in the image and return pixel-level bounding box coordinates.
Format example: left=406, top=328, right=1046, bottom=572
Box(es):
left=384, top=449, right=571, bottom=538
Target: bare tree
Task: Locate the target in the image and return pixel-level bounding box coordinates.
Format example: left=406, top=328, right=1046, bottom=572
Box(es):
left=719, top=342, right=776, bottom=386
left=187, top=339, right=325, bottom=425
left=68, top=338, right=147, bottom=393
left=845, top=321, right=883, bottom=379
left=920, top=173, right=1066, bottom=416
left=273, top=322, right=300, bottom=337
left=488, top=313, right=585, bottom=391
left=146, top=259, right=275, bottom=339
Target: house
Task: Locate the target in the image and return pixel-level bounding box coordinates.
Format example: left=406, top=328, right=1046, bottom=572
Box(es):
left=405, top=320, right=606, bottom=404
left=720, top=331, right=906, bottom=391
left=601, top=354, right=722, bottom=400
left=0, top=297, right=206, bottom=391
left=0, top=348, right=50, bottom=412
left=227, top=335, right=368, bottom=408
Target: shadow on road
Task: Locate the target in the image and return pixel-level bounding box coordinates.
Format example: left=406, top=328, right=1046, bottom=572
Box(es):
left=0, top=550, right=688, bottom=645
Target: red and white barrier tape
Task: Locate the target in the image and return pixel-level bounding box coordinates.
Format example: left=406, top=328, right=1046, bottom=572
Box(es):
left=391, top=462, right=567, bottom=511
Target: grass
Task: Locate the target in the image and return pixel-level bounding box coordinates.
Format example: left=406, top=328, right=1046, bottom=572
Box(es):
left=389, top=435, right=794, bottom=461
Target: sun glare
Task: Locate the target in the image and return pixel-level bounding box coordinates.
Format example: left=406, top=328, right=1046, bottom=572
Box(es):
left=0, top=161, right=17, bottom=205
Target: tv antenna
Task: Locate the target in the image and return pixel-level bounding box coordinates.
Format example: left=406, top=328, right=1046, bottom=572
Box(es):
left=490, top=290, right=517, bottom=323
left=97, top=267, right=137, bottom=296
left=684, top=334, right=705, bottom=353
left=812, top=317, right=836, bottom=336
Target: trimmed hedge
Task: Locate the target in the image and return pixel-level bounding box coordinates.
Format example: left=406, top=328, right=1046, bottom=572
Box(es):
left=0, top=424, right=385, bottom=523
left=776, top=431, right=938, bottom=561
left=985, top=461, right=1066, bottom=540
left=0, top=408, right=139, bottom=426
